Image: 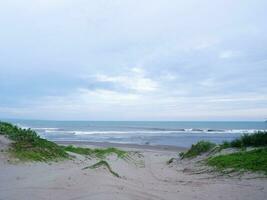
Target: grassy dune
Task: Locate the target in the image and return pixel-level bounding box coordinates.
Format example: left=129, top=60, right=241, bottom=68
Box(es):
left=179, top=131, right=267, bottom=174
left=0, top=121, right=127, bottom=162
left=0, top=121, right=68, bottom=161
left=179, top=141, right=216, bottom=159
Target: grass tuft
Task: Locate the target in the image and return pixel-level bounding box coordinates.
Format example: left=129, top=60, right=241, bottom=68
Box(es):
left=64, top=145, right=93, bottom=155
left=63, top=145, right=128, bottom=159
left=83, top=160, right=120, bottom=177
left=180, top=140, right=216, bottom=159
left=167, top=157, right=175, bottom=165
left=93, top=147, right=127, bottom=159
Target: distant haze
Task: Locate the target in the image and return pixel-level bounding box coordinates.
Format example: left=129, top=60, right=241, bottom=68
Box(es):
left=0, top=0, right=267, bottom=120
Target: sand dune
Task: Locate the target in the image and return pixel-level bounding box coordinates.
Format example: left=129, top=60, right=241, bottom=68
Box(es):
left=0, top=141, right=266, bottom=200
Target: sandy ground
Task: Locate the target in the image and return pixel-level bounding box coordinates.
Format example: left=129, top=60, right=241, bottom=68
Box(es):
left=0, top=138, right=267, bottom=200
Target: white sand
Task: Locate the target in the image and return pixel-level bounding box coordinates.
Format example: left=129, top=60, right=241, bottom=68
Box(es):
left=0, top=139, right=266, bottom=200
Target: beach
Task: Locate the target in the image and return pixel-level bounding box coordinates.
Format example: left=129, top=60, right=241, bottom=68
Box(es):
left=1, top=139, right=266, bottom=200
left=1, top=0, right=267, bottom=199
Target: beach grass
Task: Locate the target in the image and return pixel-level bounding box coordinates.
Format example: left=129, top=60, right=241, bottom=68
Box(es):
left=179, top=131, right=267, bottom=174
left=207, top=147, right=267, bottom=174
left=166, top=157, right=175, bottom=165
left=220, top=131, right=267, bottom=149
left=82, top=160, right=120, bottom=177
left=180, top=140, right=216, bottom=159
left=63, top=145, right=93, bottom=155
left=0, top=121, right=68, bottom=161
left=63, top=145, right=128, bottom=159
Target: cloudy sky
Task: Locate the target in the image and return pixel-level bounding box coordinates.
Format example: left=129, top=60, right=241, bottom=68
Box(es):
left=0, top=0, right=267, bottom=120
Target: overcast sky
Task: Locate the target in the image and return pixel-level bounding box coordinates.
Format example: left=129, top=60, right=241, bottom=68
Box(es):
left=0, top=0, right=267, bottom=120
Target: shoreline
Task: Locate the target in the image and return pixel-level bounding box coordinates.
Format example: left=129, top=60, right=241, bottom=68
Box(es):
left=55, top=140, right=187, bottom=152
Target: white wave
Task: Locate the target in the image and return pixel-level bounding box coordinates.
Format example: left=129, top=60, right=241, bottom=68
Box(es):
left=73, top=130, right=182, bottom=135
left=184, top=128, right=263, bottom=134
left=32, top=127, right=266, bottom=135
left=44, top=130, right=75, bottom=134
left=226, top=129, right=265, bottom=134
left=33, top=127, right=62, bottom=131
left=73, top=129, right=264, bottom=135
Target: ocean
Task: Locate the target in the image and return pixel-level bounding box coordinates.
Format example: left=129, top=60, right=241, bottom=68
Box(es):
left=6, top=120, right=267, bottom=148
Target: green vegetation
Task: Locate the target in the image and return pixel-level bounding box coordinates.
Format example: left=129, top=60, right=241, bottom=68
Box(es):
left=82, top=160, right=120, bottom=177
left=178, top=131, right=267, bottom=174
left=220, top=131, right=267, bottom=148
left=180, top=140, right=216, bottom=159
left=0, top=121, right=68, bottom=161
left=63, top=145, right=128, bottom=159
left=63, top=145, right=93, bottom=155
left=166, top=157, right=175, bottom=165
left=179, top=131, right=267, bottom=160
left=208, top=148, right=267, bottom=174
left=93, top=147, right=127, bottom=159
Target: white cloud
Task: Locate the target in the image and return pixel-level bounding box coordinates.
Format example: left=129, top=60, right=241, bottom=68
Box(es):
left=131, top=67, right=145, bottom=74
left=160, top=73, right=177, bottom=81
left=219, top=50, right=240, bottom=59
left=78, top=88, right=140, bottom=104
left=193, top=38, right=220, bottom=50
left=94, top=68, right=158, bottom=92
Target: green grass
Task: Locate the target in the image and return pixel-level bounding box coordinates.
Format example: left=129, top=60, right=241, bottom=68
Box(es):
left=93, top=147, right=128, bottom=159
left=179, top=132, right=267, bottom=159
left=180, top=140, right=216, bottom=159
left=207, top=148, right=267, bottom=174
left=220, top=131, right=267, bottom=149
left=0, top=121, right=68, bottom=161
left=166, top=157, right=175, bottom=165
left=63, top=145, right=128, bottom=159
left=82, top=160, right=120, bottom=177
left=63, top=145, right=93, bottom=155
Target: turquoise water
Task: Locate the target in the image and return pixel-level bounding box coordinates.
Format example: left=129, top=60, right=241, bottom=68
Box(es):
left=6, top=120, right=267, bottom=148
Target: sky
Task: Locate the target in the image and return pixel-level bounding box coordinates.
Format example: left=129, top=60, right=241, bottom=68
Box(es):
left=0, top=0, right=267, bottom=121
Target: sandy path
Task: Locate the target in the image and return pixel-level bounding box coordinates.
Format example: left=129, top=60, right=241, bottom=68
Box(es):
left=0, top=143, right=266, bottom=200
